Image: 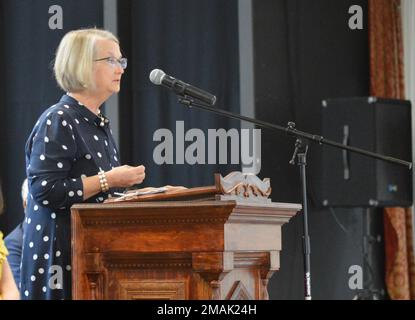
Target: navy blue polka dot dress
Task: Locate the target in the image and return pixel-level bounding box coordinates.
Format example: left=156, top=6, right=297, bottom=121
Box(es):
left=20, top=94, right=121, bottom=300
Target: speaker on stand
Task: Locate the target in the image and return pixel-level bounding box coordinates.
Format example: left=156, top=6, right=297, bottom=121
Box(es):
left=319, top=96, right=412, bottom=300
left=350, top=207, right=386, bottom=300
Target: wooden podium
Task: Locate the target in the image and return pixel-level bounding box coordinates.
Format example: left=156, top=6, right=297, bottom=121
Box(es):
left=71, top=172, right=301, bottom=300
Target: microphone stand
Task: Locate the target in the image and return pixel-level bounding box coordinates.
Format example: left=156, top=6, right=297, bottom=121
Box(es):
left=289, top=135, right=312, bottom=299
left=177, top=96, right=412, bottom=300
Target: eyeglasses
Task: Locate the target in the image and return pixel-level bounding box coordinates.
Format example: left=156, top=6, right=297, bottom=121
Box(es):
left=94, top=57, right=128, bottom=69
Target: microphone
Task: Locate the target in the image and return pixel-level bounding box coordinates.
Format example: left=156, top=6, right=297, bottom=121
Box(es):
left=149, top=69, right=216, bottom=106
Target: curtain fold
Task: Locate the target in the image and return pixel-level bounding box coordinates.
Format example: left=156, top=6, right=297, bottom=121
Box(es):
left=0, top=0, right=103, bottom=234
left=369, top=0, right=405, bottom=98
left=369, top=0, right=415, bottom=299
left=117, top=0, right=240, bottom=188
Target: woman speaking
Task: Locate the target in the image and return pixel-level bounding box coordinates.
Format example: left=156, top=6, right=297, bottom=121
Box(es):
left=20, top=28, right=145, bottom=300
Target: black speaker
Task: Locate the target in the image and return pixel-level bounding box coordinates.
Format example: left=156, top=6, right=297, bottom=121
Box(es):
left=320, top=97, right=412, bottom=207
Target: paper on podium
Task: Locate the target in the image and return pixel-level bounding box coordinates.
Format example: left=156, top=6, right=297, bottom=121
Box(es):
left=105, top=185, right=218, bottom=203
left=114, top=187, right=168, bottom=200
left=104, top=172, right=273, bottom=204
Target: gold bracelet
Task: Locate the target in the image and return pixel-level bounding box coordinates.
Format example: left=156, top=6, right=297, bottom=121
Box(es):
left=98, top=170, right=109, bottom=193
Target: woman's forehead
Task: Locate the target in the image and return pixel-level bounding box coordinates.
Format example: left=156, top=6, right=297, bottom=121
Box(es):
left=95, top=39, right=121, bottom=56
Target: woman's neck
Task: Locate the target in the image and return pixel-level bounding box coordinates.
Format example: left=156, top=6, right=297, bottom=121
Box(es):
left=68, top=91, right=110, bottom=115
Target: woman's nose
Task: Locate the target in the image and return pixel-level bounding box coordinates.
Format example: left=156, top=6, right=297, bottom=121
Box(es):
left=116, top=64, right=124, bottom=74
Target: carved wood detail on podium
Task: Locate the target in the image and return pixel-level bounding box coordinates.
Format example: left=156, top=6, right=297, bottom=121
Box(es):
left=71, top=173, right=301, bottom=300
left=102, top=252, right=192, bottom=270
left=227, top=281, right=253, bottom=300
left=261, top=279, right=270, bottom=300
left=215, top=172, right=272, bottom=202
left=104, top=171, right=272, bottom=204
left=259, top=251, right=279, bottom=300
left=209, top=280, right=222, bottom=300
left=234, top=252, right=269, bottom=268
left=118, top=280, right=186, bottom=300
left=86, top=272, right=104, bottom=300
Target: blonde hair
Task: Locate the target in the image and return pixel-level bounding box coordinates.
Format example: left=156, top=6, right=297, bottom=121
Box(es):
left=54, top=28, right=119, bottom=92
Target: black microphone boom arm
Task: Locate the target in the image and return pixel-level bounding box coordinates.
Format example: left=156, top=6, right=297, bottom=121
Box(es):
left=177, top=97, right=412, bottom=169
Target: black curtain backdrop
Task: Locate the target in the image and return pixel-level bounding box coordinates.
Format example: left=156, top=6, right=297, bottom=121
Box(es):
left=0, top=1, right=6, bottom=217
left=118, top=0, right=240, bottom=188
left=0, top=0, right=103, bottom=234
left=0, top=0, right=385, bottom=300
left=251, top=0, right=385, bottom=299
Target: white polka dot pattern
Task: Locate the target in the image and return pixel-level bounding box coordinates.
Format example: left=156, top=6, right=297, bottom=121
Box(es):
left=23, top=94, right=120, bottom=299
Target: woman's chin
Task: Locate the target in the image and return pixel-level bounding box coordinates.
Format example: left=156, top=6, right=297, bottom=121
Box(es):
left=111, top=84, right=121, bottom=93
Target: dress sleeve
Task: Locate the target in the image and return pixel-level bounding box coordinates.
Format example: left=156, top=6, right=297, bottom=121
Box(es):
left=27, top=110, right=84, bottom=210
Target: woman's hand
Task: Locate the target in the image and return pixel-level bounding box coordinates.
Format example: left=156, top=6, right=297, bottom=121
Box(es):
left=106, top=165, right=146, bottom=188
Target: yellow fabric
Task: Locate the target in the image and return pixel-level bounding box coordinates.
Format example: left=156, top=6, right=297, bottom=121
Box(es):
left=0, top=231, right=9, bottom=300
left=0, top=231, right=8, bottom=278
